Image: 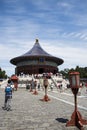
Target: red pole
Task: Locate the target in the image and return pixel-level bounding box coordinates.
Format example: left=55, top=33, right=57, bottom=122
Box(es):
left=40, top=77, right=50, bottom=102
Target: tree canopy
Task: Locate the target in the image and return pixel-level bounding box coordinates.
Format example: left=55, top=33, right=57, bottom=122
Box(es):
left=59, top=66, right=87, bottom=79
left=0, top=68, right=8, bottom=79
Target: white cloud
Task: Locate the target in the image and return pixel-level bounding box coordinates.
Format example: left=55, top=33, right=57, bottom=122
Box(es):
left=0, top=0, right=87, bottom=76
left=43, top=42, right=87, bottom=69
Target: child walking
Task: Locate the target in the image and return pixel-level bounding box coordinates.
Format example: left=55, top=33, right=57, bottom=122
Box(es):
left=2, top=79, right=13, bottom=111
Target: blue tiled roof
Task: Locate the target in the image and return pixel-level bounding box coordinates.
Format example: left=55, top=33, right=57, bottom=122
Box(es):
left=10, top=39, right=64, bottom=65
left=22, top=40, right=51, bottom=56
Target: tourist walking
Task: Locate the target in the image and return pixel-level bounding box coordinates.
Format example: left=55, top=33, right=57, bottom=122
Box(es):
left=50, top=83, right=53, bottom=91
left=85, top=82, right=87, bottom=93
left=2, top=79, right=13, bottom=111
left=38, top=82, right=41, bottom=90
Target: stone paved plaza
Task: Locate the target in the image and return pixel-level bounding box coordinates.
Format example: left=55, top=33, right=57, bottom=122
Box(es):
left=0, top=87, right=87, bottom=130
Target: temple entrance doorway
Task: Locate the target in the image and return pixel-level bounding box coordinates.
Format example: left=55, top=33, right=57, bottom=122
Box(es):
left=39, top=68, right=44, bottom=74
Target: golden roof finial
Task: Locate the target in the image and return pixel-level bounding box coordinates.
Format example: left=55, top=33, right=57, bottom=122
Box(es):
left=36, top=39, right=39, bottom=43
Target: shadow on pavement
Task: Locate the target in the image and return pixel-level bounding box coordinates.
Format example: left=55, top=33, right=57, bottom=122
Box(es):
left=56, top=118, right=68, bottom=123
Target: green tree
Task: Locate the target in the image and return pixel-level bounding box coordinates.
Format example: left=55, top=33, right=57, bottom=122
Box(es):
left=59, top=66, right=87, bottom=79
left=0, top=68, right=7, bottom=79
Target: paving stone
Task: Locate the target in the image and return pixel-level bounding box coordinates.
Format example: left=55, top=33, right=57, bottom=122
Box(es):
left=0, top=88, right=87, bottom=130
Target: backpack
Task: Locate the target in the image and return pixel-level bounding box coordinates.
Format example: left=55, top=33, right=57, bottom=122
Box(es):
left=5, top=86, right=12, bottom=93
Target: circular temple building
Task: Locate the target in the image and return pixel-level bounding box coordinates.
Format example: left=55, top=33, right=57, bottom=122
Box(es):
left=10, top=39, right=64, bottom=75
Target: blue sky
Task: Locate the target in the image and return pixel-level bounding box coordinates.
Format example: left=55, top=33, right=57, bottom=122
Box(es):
left=0, top=0, right=87, bottom=76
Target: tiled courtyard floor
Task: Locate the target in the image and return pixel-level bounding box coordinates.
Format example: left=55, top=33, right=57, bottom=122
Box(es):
left=0, top=87, right=87, bottom=130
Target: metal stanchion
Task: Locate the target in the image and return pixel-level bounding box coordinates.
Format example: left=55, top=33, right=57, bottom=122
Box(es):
left=66, top=72, right=87, bottom=130
left=33, top=80, right=38, bottom=95
left=40, top=77, right=50, bottom=102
